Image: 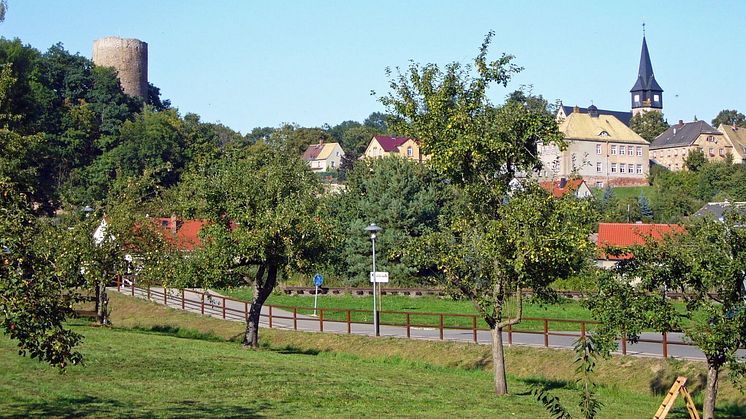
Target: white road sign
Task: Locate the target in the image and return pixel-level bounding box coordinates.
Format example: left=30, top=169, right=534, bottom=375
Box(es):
left=369, top=271, right=389, bottom=283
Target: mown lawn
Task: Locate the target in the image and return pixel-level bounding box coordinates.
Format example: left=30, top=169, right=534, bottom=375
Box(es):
left=220, top=287, right=597, bottom=333
left=3, top=293, right=742, bottom=418
left=592, top=185, right=656, bottom=200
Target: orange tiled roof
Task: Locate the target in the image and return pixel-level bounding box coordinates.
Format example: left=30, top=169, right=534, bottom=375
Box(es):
left=597, top=223, right=683, bottom=260
left=155, top=218, right=207, bottom=251
left=539, top=179, right=585, bottom=198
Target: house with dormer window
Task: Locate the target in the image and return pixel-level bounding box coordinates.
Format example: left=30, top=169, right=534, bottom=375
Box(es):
left=538, top=106, right=650, bottom=188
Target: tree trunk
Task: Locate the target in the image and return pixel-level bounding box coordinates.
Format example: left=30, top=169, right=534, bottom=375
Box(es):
left=703, top=362, right=720, bottom=419
left=491, top=326, right=508, bottom=395
left=243, top=264, right=277, bottom=349
left=96, top=281, right=109, bottom=325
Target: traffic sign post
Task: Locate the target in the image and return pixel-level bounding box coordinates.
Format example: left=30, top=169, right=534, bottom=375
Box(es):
left=313, top=274, right=323, bottom=316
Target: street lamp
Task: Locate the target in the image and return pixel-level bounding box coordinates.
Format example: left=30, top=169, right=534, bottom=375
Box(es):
left=365, top=223, right=382, bottom=336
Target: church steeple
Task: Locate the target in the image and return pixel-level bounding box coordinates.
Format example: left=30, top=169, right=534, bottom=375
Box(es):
left=630, top=31, right=663, bottom=115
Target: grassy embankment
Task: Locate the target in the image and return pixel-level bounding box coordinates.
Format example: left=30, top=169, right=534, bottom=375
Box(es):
left=3, top=292, right=742, bottom=418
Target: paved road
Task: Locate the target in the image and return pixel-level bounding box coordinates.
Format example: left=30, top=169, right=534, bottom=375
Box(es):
left=112, top=285, right=746, bottom=362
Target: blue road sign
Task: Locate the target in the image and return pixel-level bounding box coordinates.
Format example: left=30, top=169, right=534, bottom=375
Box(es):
left=313, top=274, right=323, bottom=287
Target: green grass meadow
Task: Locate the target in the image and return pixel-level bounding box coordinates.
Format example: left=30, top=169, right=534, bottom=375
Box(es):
left=1, top=293, right=744, bottom=418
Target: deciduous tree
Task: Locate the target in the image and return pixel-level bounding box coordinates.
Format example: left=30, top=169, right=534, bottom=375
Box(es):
left=630, top=110, right=669, bottom=142
left=588, top=216, right=746, bottom=419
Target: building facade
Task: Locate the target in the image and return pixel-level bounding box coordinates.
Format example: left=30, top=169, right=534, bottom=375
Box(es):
left=363, top=136, right=427, bottom=162
left=718, top=124, right=746, bottom=164
left=302, top=142, right=345, bottom=172
left=650, top=121, right=733, bottom=170
left=539, top=106, right=650, bottom=188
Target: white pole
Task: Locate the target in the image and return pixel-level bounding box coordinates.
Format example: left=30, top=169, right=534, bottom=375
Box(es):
left=372, top=235, right=378, bottom=335
left=313, top=284, right=319, bottom=316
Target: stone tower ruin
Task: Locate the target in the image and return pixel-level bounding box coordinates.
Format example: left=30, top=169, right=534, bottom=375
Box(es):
left=92, top=36, right=148, bottom=99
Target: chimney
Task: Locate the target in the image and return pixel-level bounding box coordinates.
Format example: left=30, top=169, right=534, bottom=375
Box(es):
left=573, top=105, right=580, bottom=114
left=678, top=120, right=684, bottom=126
left=587, top=105, right=599, bottom=118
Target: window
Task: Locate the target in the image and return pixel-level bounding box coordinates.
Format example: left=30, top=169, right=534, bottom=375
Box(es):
left=596, top=162, right=602, bottom=172
left=654, top=94, right=659, bottom=102
left=709, top=147, right=715, bottom=156
left=674, top=149, right=678, bottom=156
left=619, top=163, right=626, bottom=173
left=596, top=144, right=602, bottom=155
left=330, top=161, right=335, bottom=168
left=599, top=131, right=609, bottom=137
left=636, top=164, right=643, bottom=174
left=611, top=145, right=617, bottom=155
left=637, top=146, right=643, bottom=156
left=682, top=149, right=687, bottom=156
left=619, top=145, right=625, bottom=155
left=611, top=163, right=617, bottom=173
left=719, top=148, right=725, bottom=156
left=634, top=94, right=640, bottom=102
left=406, top=146, right=413, bottom=157
left=652, top=151, right=656, bottom=158
left=595, top=181, right=604, bottom=188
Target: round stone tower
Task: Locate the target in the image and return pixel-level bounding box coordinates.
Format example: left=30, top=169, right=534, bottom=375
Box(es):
left=92, top=36, right=148, bottom=99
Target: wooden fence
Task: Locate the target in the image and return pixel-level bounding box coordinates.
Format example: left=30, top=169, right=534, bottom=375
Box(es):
left=117, top=281, right=699, bottom=359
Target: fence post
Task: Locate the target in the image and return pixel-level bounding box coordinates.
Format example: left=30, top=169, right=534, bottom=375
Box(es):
left=581, top=321, right=586, bottom=339
left=201, top=293, right=205, bottom=315
left=147, top=285, right=151, bottom=301
left=131, top=279, right=135, bottom=296
left=181, top=289, right=185, bottom=310
left=543, top=319, right=549, bottom=347
left=117, top=274, right=121, bottom=291
left=293, top=306, right=297, bottom=330
left=269, top=305, right=273, bottom=328
left=406, top=313, right=411, bottom=338
left=508, top=324, right=513, bottom=346
left=347, top=310, right=351, bottom=334
left=439, top=314, right=444, bottom=340
left=472, top=316, right=477, bottom=343
left=662, top=332, right=668, bottom=358
left=222, top=297, right=226, bottom=319
left=244, top=301, right=248, bottom=320
left=164, top=287, right=167, bottom=305
left=320, top=309, right=324, bottom=332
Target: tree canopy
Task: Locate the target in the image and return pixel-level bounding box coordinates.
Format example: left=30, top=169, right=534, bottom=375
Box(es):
left=630, top=110, right=669, bottom=142
left=712, top=109, right=746, bottom=128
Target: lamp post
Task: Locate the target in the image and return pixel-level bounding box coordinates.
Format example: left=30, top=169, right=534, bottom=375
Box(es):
left=365, top=223, right=382, bottom=336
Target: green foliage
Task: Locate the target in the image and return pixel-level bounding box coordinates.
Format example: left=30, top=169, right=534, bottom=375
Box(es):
left=685, top=148, right=707, bottom=172
left=629, top=110, right=669, bottom=142
left=711, top=109, right=746, bottom=128
left=172, top=145, right=335, bottom=346
left=638, top=191, right=653, bottom=219
left=329, top=156, right=448, bottom=286
left=587, top=216, right=746, bottom=414
left=0, top=178, right=84, bottom=369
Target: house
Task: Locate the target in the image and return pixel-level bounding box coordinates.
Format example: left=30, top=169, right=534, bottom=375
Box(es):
left=362, top=135, right=427, bottom=162
left=717, top=124, right=746, bottom=164
left=302, top=141, right=345, bottom=172
left=556, top=104, right=632, bottom=126
left=154, top=217, right=206, bottom=251
left=539, top=178, right=593, bottom=199
left=694, top=202, right=746, bottom=221
left=595, top=222, right=682, bottom=269
left=538, top=106, right=650, bottom=188
left=649, top=120, right=733, bottom=171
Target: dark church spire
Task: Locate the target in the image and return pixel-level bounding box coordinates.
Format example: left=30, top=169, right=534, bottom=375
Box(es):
left=630, top=31, right=663, bottom=115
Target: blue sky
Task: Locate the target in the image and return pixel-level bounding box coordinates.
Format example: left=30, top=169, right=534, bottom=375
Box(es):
left=2, top=1, right=745, bottom=133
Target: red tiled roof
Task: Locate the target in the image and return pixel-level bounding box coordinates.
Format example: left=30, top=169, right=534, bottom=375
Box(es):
left=539, top=179, right=585, bottom=198
left=597, top=223, right=683, bottom=260
left=302, top=143, right=324, bottom=160
left=372, top=136, right=413, bottom=152
left=155, top=218, right=207, bottom=251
